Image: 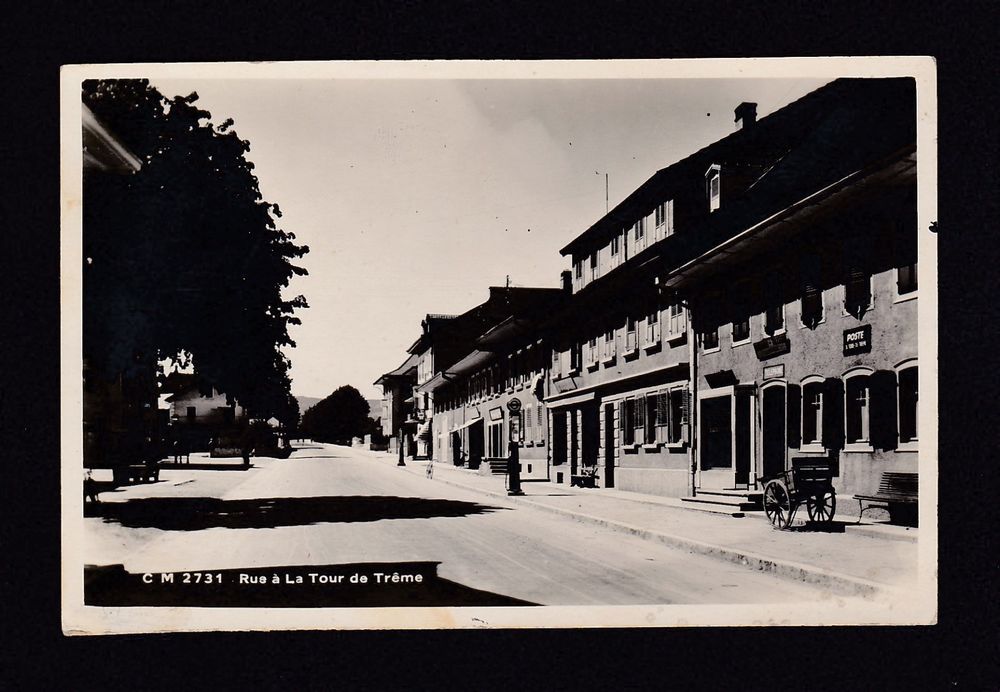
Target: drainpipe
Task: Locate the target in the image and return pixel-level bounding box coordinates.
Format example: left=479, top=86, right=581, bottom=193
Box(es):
left=687, top=299, right=698, bottom=497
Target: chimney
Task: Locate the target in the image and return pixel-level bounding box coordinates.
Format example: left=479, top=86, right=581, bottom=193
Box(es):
left=735, top=102, right=757, bottom=130
left=561, top=269, right=573, bottom=293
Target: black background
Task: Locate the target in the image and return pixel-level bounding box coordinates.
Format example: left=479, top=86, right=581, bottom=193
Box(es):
left=2, top=1, right=996, bottom=689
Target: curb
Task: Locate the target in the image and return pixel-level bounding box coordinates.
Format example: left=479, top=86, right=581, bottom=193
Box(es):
left=382, top=456, right=889, bottom=598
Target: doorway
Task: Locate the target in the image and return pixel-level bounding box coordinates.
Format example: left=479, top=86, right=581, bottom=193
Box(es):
left=700, top=395, right=732, bottom=488
left=552, top=411, right=567, bottom=467
left=468, top=420, right=484, bottom=470
left=761, top=384, right=786, bottom=479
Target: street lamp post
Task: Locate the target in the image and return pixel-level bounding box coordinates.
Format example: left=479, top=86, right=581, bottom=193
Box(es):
left=397, top=427, right=405, bottom=466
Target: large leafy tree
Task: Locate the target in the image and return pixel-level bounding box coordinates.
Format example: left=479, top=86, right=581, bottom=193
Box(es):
left=83, top=79, right=308, bottom=425
left=301, top=386, right=371, bottom=444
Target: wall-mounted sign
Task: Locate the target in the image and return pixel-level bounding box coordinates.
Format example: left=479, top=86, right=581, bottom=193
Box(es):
left=506, top=397, right=522, bottom=413
left=753, top=333, right=790, bottom=361
left=489, top=406, right=504, bottom=422
left=763, top=364, right=785, bottom=379
left=843, top=325, right=872, bottom=355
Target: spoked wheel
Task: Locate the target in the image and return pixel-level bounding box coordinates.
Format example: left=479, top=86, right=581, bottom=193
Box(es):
left=806, top=490, right=837, bottom=524
left=763, top=479, right=793, bottom=529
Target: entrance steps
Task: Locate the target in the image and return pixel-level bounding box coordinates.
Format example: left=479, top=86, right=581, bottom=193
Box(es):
left=680, top=488, right=763, bottom=517
left=487, top=459, right=508, bottom=475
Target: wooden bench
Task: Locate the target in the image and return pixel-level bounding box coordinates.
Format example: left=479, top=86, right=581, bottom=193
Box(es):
left=854, top=472, right=918, bottom=525
left=570, top=471, right=599, bottom=488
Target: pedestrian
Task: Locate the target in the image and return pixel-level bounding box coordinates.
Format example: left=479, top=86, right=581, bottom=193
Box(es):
left=241, top=427, right=255, bottom=468
left=84, top=470, right=101, bottom=504
left=425, top=457, right=434, bottom=480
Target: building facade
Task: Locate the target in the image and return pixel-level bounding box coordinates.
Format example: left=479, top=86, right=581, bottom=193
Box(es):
left=377, top=77, right=919, bottom=509
left=375, top=354, right=419, bottom=456
left=422, top=287, right=565, bottom=479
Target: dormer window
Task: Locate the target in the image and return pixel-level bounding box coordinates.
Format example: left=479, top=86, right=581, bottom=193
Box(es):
left=706, top=164, right=721, bottom=212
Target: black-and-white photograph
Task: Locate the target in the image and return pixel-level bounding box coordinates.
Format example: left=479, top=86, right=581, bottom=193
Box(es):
left=61, top=59, right=937, bottom=632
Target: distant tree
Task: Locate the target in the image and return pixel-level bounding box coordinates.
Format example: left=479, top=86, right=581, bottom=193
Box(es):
left=82, top=79, right=309, bottom=425
left=301, top=386, right=371, bottom=444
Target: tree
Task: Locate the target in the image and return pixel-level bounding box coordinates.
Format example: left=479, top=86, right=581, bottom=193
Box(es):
left=301, top=386, right=371, bottom=444
left=82, top=79, right=308, bottom=427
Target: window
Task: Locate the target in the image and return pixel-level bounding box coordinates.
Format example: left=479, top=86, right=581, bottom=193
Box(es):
left=570, top=342, right=582, bottom=373
left=798, top=253, right=825, bottom=328
left=537, top=405, right=544, bottom=440
left=699, top=326, right=719, bottom=351
left=645, top=394, right=658, bottom=444
left=844, top=266, right=872, bottom=318
left=574, top=259, right=583, bottom=279
left=802, top=379, right=824, bottom=448
left=525, top=405, right=533, bottom=440
left=666, top=302, right=686, bottom=340
left=621, top=399, right=635, bottom=445
left=634, top=217, right=645, bottom=240
left=762, top=283, right=785, bottom=335
left=845, top=372, right=872, bottom=447
left=646, top=309, right=660, bottom=346
left=898, top=365, right=918, bottom=444
left=633, top=396, right=646, bottom=445
left=551, top=349, right=562, bottom=378
left=764, top=304, right=785, bottom=335
left=587, top=336, right=598, bottom=366
left=654, top=391, right=669, bottom=443
left=654, top=200, right=675, bottom=239
left=625, top=316, right=638, bottom=352
left=668, top=389, right=686, bottom=443
left=610, top=234, right=620, bottom=257
left=897, top=262, right=918, bottom=296
left=706, top=165, right=721, bottom=212
left=603, top=328, right=616, bottom=360
left=590, top=251, right=599, bottom=281
left=732, top=316, right=750, bottom=344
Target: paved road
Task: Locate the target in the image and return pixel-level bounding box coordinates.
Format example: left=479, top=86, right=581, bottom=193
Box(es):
left=85, top=443, right=839, bottom=606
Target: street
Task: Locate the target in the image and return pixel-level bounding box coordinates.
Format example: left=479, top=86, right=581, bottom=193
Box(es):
left=84, top=442, right=850, bottom=607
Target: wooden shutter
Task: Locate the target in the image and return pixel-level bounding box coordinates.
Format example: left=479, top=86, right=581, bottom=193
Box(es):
left=869, top=370, right=899, bottom=451
left=786, top=384, right=801, bottom=449
left=821, top=378, right=845, bottom=451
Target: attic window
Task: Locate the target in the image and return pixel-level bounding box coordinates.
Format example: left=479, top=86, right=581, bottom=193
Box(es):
left=706, top=165, right=721, bottom=212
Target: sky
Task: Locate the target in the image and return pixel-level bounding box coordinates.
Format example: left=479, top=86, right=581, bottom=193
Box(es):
left=152, top=74, right=831, bottom=400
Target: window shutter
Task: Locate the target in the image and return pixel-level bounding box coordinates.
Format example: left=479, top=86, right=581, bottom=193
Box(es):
left=869, top=370, right=899, bottom=451
left=786, top=384, right=801, bottom=449
left=680, top=388, right=691, bottom=442
left=821, top=378, right=845, bottom=451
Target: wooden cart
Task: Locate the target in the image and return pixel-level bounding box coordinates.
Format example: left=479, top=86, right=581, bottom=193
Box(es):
left=758, top=458, right=837, bottom=529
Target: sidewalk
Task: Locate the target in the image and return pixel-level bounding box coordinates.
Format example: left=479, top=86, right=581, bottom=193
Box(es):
left=360, top=449, right=919, bottom=598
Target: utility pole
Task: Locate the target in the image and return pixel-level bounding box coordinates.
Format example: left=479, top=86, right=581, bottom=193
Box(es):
left=606, top=173, right=609, bottom=214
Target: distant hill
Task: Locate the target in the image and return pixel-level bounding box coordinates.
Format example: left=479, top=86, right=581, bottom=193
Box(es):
left=294, top=396, right=323, bottom=414
left=295, top=395, right=383, bottom=420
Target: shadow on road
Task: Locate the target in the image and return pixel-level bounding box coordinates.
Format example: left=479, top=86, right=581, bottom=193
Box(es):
left=787, top=521, right=849, bottom=534
left=85, top=561, right=536, bottom=607
left=85, top=495, right=506, bottom=530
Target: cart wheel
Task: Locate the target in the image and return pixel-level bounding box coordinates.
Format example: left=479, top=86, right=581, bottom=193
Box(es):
left=763, top=479, right=793, bottom=529
left=806, top=490, right=836, bottom=523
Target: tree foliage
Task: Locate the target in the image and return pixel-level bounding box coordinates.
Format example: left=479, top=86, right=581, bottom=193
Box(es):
left=83, top=79, right=308, bottom=426
left=301, top=386, right=371, bottom=444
